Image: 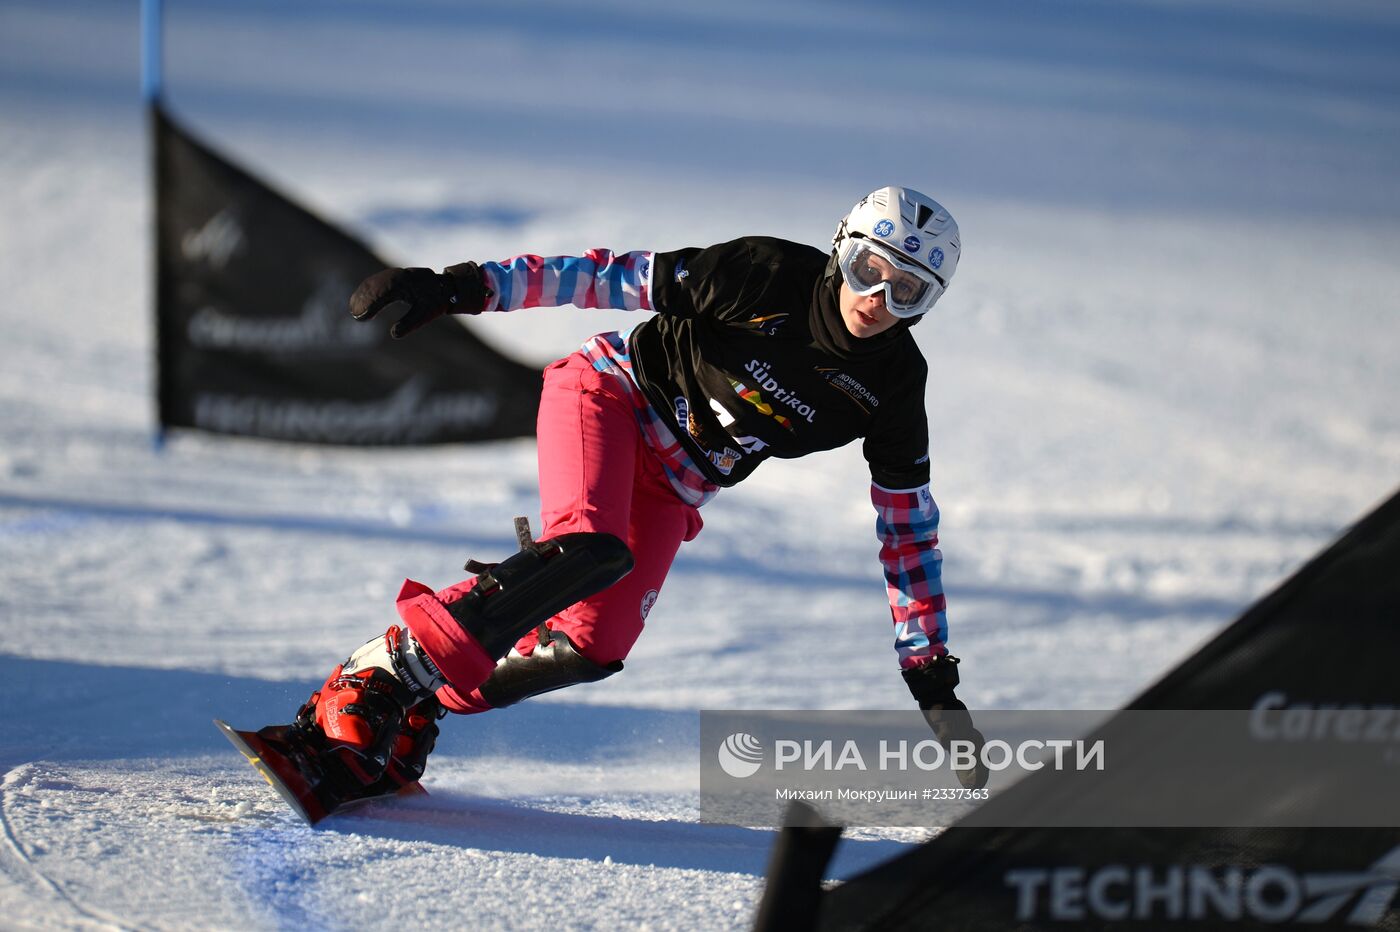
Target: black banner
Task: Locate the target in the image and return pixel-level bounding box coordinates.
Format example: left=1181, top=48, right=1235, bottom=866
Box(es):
left=154, top=105, right=541, bottom=444
left=759, top=486, right=1400, bottom=931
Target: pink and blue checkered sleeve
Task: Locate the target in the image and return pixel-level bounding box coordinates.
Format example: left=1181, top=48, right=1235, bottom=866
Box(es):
left=479, top=249, right=655, bottom=313
left=871, top=482, right=950, bottom=669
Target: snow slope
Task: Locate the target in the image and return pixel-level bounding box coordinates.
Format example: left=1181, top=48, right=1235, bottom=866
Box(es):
left=2, top=0, right=1399, bottom=928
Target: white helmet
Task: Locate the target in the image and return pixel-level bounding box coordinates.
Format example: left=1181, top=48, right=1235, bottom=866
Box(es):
left=832, top=186, right=960, bottom=317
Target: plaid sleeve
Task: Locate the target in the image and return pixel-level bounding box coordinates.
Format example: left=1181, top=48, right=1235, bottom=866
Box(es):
left=871, top=481, right=949, bottom=668
left=480, top=249, right=654, bottom=313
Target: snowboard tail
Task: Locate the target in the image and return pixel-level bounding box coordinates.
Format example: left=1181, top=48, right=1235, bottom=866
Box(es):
left=215, top=719, right=424, bottom=825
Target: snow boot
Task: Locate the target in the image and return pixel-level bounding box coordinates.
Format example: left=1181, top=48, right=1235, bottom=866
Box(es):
left=294, top=625, right=445, bottom=788
left=214, top=626, right=444, bottom=825
left=371, top=694, right=443, bottom=793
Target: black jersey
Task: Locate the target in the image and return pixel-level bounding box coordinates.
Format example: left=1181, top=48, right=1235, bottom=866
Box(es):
left=628, top=237, right=931, bottom=490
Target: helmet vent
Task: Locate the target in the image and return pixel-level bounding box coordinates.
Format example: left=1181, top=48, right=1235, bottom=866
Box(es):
left=916, top=203, right=935, bottom=229
left=871, top=191, right=889, bottom=209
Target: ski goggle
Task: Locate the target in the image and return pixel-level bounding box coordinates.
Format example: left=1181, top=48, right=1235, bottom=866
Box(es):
left=837, top=236, right=945, bottom=317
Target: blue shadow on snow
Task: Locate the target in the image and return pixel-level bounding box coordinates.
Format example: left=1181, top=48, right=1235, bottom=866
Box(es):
left=0, top=654, right=911, bottom=879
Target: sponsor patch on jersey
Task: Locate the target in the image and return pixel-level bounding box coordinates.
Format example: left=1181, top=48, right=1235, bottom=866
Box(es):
left=708, top=447, right=742, bottom=475
left=734, top=433, right=767, bottom=454
left=746, top=313, right=788, bottom=336
left=729, top=378, right=793, bottom=430
left=674, top=257, right=689, bottom=282
left=903, top=235, right=921, bottom=253
left=640, top=589, right=659, bottom=620
left=915, top=484, right=936, bottom=519
left=873, top=219, right=895, bottom=238
left=928, top=246, right=944, bottom=269
left=815, top=367, right=880, bottom=413
left=742, top=360, right=817, bottom=424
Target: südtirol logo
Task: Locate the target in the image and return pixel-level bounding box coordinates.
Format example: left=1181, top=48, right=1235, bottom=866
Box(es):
left=741, top=359, right=817, bottom=424
left=718, top=733, right=764, bottom=778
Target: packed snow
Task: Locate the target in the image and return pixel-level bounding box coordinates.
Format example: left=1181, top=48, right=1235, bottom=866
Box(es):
left=2, top=0, right=1398, bottom=928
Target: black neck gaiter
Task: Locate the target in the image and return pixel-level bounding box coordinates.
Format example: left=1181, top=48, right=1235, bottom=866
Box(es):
left=808, top=260, right=917, bottom=361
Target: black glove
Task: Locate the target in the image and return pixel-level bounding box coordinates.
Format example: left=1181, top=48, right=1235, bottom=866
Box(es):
left=902, top=654, right=989, bottom=790
left=348, top=262, right=493, bottom=339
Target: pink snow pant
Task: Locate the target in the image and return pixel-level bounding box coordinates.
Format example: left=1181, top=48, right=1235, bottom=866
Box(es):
left=395, top=352, right=703, bottom=714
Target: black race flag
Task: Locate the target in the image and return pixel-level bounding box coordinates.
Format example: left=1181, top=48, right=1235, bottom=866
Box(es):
left=759, top=486, right=1400, bottom=931
left=154, top=106, right=541, bottom=445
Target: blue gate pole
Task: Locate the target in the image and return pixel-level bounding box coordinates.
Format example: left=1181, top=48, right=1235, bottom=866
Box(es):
left=141, top=0, right=163, bottom=104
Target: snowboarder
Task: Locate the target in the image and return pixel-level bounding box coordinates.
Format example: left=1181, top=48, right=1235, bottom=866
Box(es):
left=286, top=186, right=987, bottom=809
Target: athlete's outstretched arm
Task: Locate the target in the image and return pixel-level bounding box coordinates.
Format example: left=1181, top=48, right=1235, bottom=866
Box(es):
left=348, top=250, right=656, bottom=338
left=871, top=481, right=949, bottom=669
left=480, top=250, right=654, bottom=314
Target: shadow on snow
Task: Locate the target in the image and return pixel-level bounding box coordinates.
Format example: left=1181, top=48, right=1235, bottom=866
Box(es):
left=0, top=489, right=1265, bottom=622
left=0, top=654, right=911, bottom=879
left=323, top=792, right=907, bottom=879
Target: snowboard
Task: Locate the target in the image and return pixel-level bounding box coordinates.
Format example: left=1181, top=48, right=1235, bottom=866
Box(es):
left=215, top=719, right=425, bottom=825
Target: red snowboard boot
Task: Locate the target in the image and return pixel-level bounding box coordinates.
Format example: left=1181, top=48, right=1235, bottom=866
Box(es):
left=295, top=625, right=445, bottom=789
